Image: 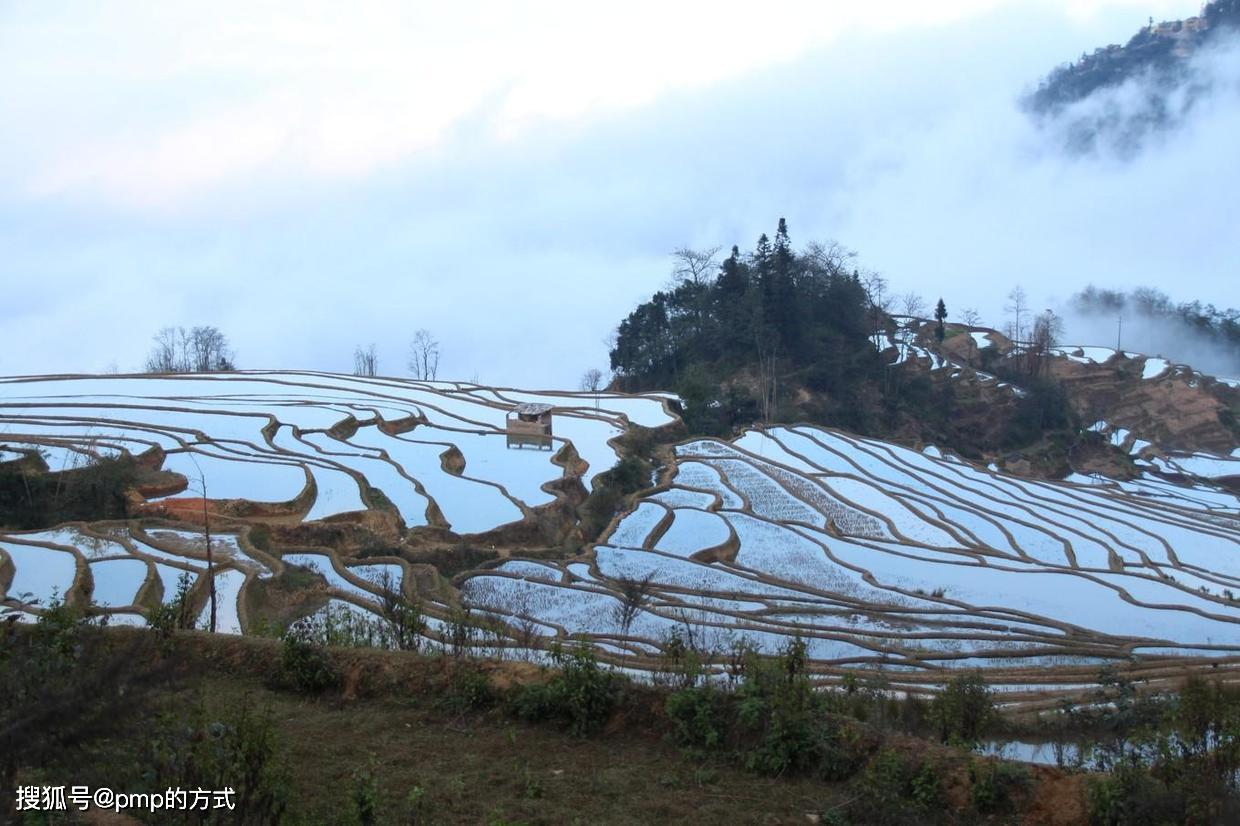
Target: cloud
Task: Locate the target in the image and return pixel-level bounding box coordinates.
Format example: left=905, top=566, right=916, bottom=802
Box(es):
left=1, top=0, right=1234, bottom=386
left=0, top=0, right=1176, bottom=207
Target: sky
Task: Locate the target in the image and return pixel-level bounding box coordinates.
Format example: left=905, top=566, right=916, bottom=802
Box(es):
left=1, top=0, right=1235, bottom=386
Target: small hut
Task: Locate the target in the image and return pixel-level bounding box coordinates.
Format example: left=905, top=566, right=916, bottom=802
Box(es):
left=506, top=402, right=554, bottom=450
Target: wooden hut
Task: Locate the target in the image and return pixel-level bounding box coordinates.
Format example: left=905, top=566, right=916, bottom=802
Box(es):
left=506, top=402, right=554, bottom=450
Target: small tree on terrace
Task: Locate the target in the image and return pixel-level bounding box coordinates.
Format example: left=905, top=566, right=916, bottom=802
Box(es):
left=900, top=291, right=927, bottom=319
left=1027, top=309, right=1064, bottom=377
left=934, top=298, right=948, bottom=342
left=1004, top=285, right=1030, bottom=348
left=579, top=368, right=605, bottom=392
left=353, top=344, right=378, bottom=377
left=859, top=270, right=893, bottom=347
left=408, top=329, right=441, bottom=381
left=144, top=326, right=235, bottom=373
left=612, top=574, right=655, bottom=666
left=187, top=326, right=233, bottom=371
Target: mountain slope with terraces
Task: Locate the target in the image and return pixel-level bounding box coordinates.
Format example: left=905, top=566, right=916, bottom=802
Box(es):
left=1, top=363, right=1237, bottom=710
left=916, top=319, right=1240, bottom=481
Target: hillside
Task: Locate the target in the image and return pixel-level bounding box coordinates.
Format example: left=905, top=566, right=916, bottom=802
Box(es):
left=1027, top=0, right=1240, bottom=114
left=1, top=366, right=1237, bottom=701
left=1, top=363, right=1238, bottom=822
left=915, top=319, right=1240, bottom=470
left=1023, top=0, right=1240, bottom=153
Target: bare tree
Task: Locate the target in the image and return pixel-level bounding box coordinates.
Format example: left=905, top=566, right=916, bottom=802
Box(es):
left=353, top=344, right=378, bottom=377
left=181, top=452, right=216, bottom=634
left=899, top=291, right=927, bottom=319
left=859, top=270, right=889, bottom=308
left=579, top=368, right=605, bottom=392
left=755, top=329, right=779, bottom=424
left=613, top=574, right=655, bottom=639
left=505, top=586, right=542, bottom=658
left=187, top=326, right=232, bottom=371
left=803, top=240, right=857, bottom=277
left=613, top=574, right=655, bottom=666
left=669, top=246, right=721, bottom=287
left=1005, top=285, right=1030, bottom=348
left=374, top=569, right=424, bottom=651
left=960, top=307, right=983, bottom=327
left=859, top=270, right=893, bottom=348
left=408, top=329, right=440, bottom=381
left=144, top=327, right=181, bottom=373
left=1028, top=309, right=1064, bottom=377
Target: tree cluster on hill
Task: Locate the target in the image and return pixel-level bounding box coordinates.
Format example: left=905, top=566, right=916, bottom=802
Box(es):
left=609, top=222, right=1082, bottom=458
left=348, top=329, right=441, bottom=379
left=1070, top=285, right=1240, bottom=374
left=609, top=221, right=889, bottom=434
left=144, top=325, right=235, bottom=373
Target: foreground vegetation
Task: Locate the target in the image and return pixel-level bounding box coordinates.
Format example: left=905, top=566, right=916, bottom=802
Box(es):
left=6, top=592, right=1240, bottom=824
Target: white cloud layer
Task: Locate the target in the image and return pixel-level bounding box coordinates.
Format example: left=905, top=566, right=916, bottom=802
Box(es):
left=1, top=0, right=1233, bottom=384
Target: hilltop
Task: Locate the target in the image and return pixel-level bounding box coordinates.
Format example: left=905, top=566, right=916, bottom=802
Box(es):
left=1023, top=0, right=1240, bottom=152
left=1028, top=0, right=1240, bottom=114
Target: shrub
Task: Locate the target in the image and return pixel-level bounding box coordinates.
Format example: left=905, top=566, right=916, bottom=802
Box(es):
left=277, top=618, right=338, bottom=694
left=853, top=751, right=945, bottom=824
left=513, top=642, right=617, bottom=736
left=860, top=748, right=912, bottom=810
left=968, top=759, right=1029, bottom=814
left=0, top=453, right=138, bottom=529
left=375, top=571, right=425, bottom=652
left=666, top=686, right=725, bottom=752
left=405, top=786, right=431, bottom=825
left=930, top=672, right=994, bottom=748
left=657, top=627, right=704, bottom=689
left=146, top=570, right=197, bottom=638
left=1, top=595, right=164, bottom=806
left=911, top=759, right=945, bottom=811
left=445, top=664, right=494, bottom=713
left=445, top=605, right=479, bottom=658
left=734, top=638, right=866, bottom=781
left=350, top=757, right=380, bottom=826
left=511, top=682, right=559, bottom=723
left=551, top=642, right=617, bottom=736
left=579, top=454, right=655, bottom=540
left=248, top=523, right=272, bottom=551
left=144, top=696, right=291, bottom=824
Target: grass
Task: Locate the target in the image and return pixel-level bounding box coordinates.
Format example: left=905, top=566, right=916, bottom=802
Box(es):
left=6, top=619, right=1110, bottom=824
left=256, top=679, right=843, bottom=823
left=15, top=630, right=855, bottom=824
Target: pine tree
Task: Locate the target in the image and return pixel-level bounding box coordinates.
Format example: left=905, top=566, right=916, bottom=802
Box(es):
left=771, top=218, right=801, bottom=353
left=934, top=298, right=948, bottom=342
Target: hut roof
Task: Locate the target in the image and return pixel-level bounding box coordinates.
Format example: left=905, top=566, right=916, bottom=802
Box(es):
left=511, top=402, right=554, bottom=416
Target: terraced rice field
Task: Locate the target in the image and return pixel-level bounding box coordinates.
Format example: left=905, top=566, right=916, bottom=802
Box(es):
left=462, top=425, right=1240, bottom=706
left=0, top=371, right=674, bottom=641
left=3, top=371, right=1239, bottom=707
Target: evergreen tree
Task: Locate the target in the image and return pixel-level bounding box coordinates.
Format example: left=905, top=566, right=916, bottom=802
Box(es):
left=770, top=218, right=801, bottom=352
left=934, top=298, right=948, bottom=342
